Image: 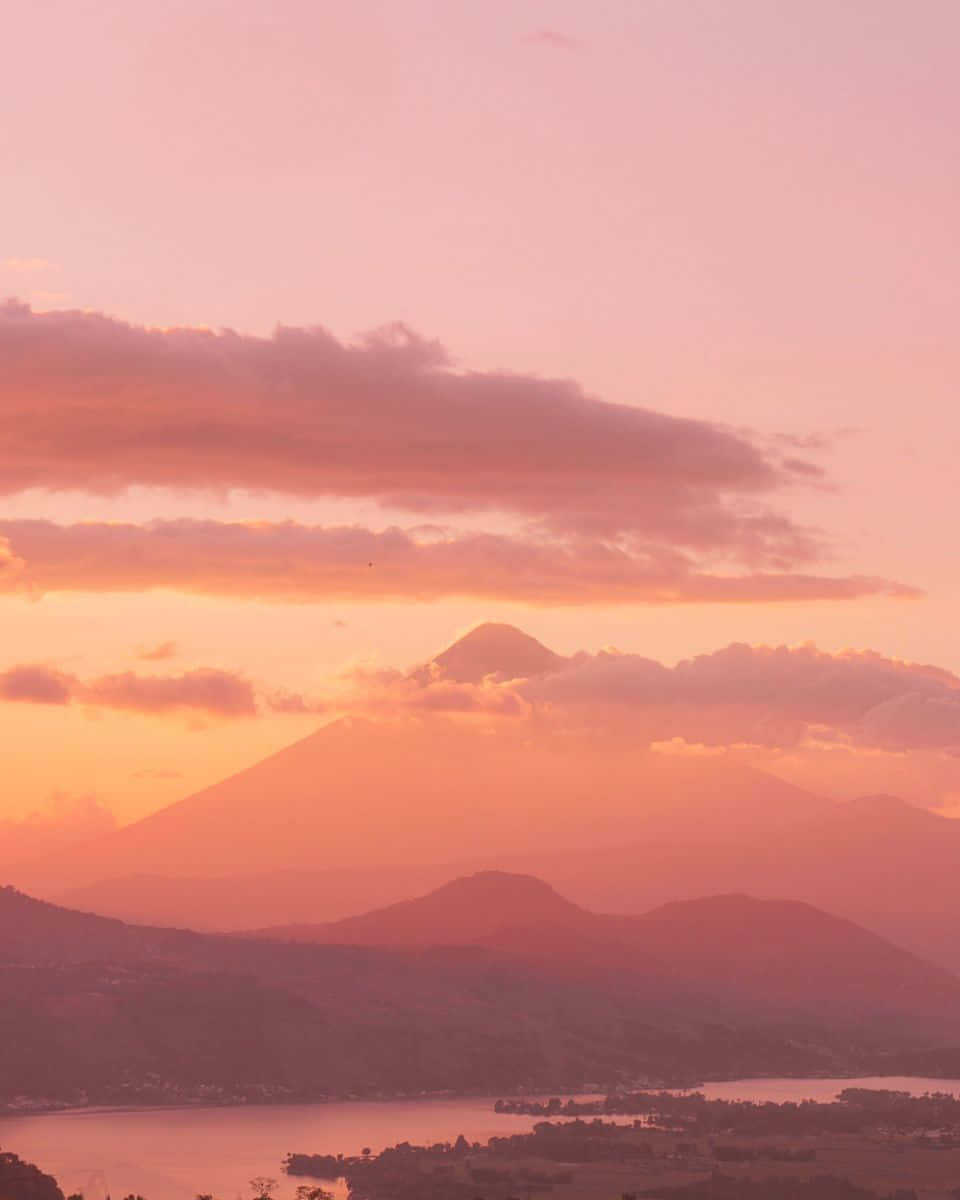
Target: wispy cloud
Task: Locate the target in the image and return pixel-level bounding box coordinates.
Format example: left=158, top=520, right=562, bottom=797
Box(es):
left=0, top=518, right=917, bottom=606
left=136, top=640, right=180, bottom=661
left=0, top=662, right=258, bottom=718
left=2, top=258, right=54, bottom=273
left=523, top=28, right=583, bottom=52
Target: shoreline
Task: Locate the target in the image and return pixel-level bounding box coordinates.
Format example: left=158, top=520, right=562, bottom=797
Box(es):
left=0, top=1090, right=577, bottom=1121
left=6, top=1070, right=958, bottom=1121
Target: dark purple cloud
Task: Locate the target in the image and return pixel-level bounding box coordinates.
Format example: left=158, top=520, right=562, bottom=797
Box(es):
left=0, top=301, right=828, bottom=562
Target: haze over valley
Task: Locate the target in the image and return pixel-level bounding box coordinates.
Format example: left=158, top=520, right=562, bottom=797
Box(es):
left=7, top=623, right=960, bottom=978
left=4, top=2, right=960, bottom=1197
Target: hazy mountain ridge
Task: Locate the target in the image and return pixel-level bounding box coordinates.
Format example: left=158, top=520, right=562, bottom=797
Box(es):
left=252, top=873, right=960, bottom=1034
left=9, top=625, right=960, bottom=972
left=9, top=624, right=834, bottom=893
left=42, top=794, right=960, bottom=971
left=254, top=870, right=596, bottom=945
left=3, top=874, right=960, bottom=1110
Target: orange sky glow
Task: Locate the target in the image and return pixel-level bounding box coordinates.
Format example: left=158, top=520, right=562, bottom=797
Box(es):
left=2, top=0, right=959, bottom=833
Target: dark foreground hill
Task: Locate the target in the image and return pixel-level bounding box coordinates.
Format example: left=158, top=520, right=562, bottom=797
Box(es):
left=0, top=1150, right=63, bottom=1200
left=3, top=882, right=960, bottom=1106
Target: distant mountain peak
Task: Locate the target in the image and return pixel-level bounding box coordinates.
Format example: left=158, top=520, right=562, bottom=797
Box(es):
left=256, top=869, right=591, bottom=948
left=433, top=869, right=570, bottom=901
left=420, top=622, right=563, bottom=684
left=346, top=868, right=589, bottom=926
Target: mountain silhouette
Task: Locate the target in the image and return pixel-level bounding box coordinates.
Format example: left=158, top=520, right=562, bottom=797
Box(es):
left=257, top=870, right=596, bottom=945
left=10, top=623, right=960, bottom=971
left=414, top=622, right=565, bottom=683
left=251, top=875, right=960, bottom=1035
left=6, top=880, right=960, bottom=1053
left=13, top=713, right=832, bottom=897
left=26, top=750, right=960, bottom=972
left=8, top=873, right=960, bottom=1112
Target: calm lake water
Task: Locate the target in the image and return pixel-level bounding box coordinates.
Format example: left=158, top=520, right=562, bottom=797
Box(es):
left=3, top=1078, right=959, bottom=1200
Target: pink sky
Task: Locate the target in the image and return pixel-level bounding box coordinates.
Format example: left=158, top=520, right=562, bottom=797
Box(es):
left=1, top=0, right=958, bottom=823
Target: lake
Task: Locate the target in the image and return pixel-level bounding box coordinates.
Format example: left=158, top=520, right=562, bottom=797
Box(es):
left=3, top=1078, right=959, bottom=1200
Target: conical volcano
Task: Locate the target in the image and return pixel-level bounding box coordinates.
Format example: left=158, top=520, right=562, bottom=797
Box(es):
left=417, top=622, right=564, bottom=683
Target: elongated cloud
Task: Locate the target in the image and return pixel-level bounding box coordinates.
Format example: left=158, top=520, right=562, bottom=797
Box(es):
left=1, top=301, right=824, bottom=561
left=533, top=644, right=960, bottom=754
left=84, top=669, right=257, bottom=716
left=524, top=28, right=583, bottom=51
left=0, top=519, right=914, bottom=605
left=524, top=643, right=960, bottom=720
left=136, top=640, right=179, bottom=661
left=369, top=636, right=960, bottom=755
left=0, top=663, right=257, bottom=717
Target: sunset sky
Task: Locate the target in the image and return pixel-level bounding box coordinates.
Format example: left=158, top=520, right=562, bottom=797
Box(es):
left=2, top=0, right=959, bottom=828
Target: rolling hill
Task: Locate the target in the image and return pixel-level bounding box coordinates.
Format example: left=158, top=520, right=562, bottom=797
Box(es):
left=255, top=870, right=596, bottom=946
left=4, top=878, right=960, bottom=1106
left=253, top=872, right=960, bottom=1036
left=39, top=790, right=960, bottom=975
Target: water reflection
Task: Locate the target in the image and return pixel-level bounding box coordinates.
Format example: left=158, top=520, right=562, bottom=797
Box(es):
left=3, top=1078, right=959, bottom=1200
